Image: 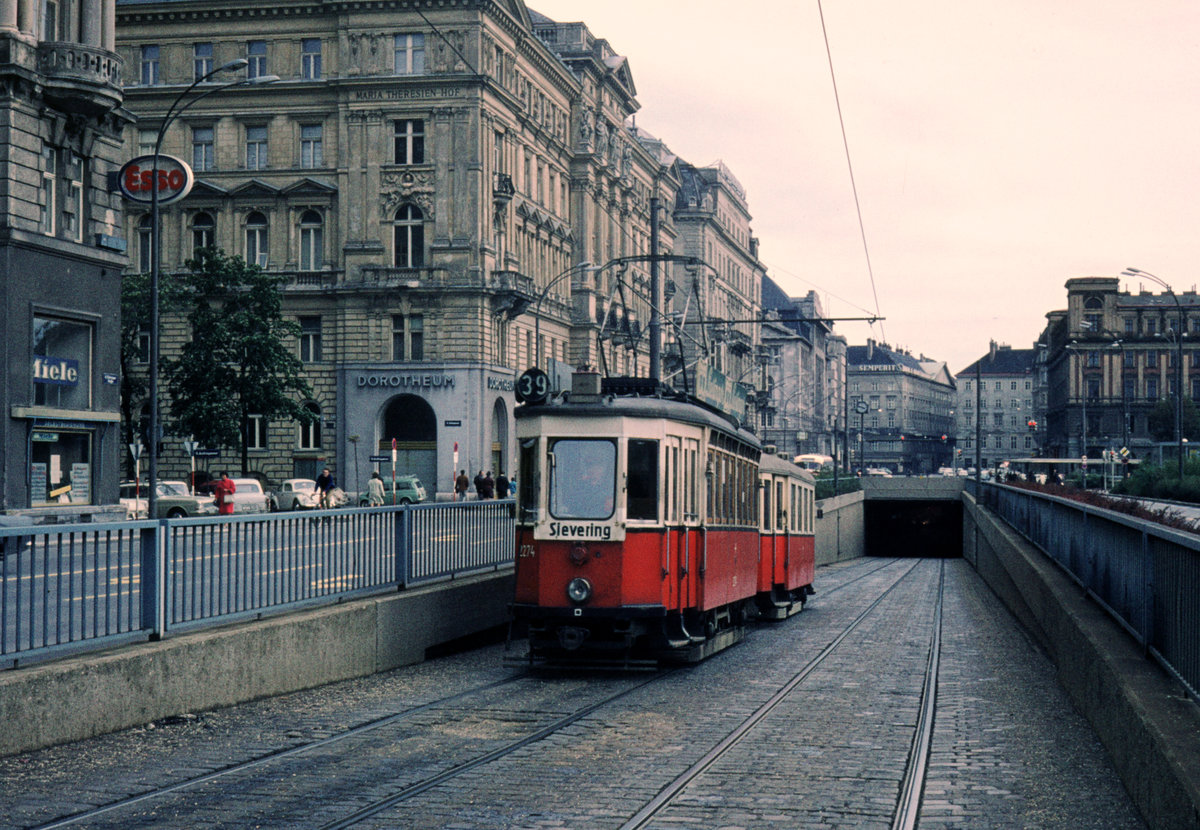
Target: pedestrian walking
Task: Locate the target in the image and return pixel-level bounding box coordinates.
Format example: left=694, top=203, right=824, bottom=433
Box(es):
left=495, top=471, right=510, bottom=499
left=455, top=469, right=470, bottom=501
left=367, top=471, right=385, bottom=506
left=481, top=471, right=495, bottom=499
left=473, top=470, right=485, bottom=498
left=213, top=471, right=236, bottom=516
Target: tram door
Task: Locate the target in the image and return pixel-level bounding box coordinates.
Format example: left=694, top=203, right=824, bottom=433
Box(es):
left=673, top=436, right=702, bottom=612
left=664, top=437, right=682, bottom=611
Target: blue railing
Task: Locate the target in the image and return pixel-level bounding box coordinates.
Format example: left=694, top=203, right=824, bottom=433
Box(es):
left=976, top=482, right=1200, bottom=700
left=0, top=500, right=515, bottom=668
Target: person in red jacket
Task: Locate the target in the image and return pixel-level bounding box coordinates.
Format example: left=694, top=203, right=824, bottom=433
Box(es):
left=213, top=472, right=236, bottom=516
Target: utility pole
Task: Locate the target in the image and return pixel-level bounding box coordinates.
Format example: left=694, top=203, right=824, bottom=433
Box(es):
left=649, top=196, right=661, bottom=382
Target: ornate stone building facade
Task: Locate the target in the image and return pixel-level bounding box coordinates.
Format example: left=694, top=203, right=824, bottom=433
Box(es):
left=1039, top=276, right=1200, bottom=464
left=955, top=342, right=1037, bottom=471
left=759, top=282, right=846, bottom=462
left=117, top=0, right=764, bottom=494
left=2, top=0, right=128, bottom=512
left=666, top=156, right=762, bottom=394
left=845, top=340, right=956, bottom=475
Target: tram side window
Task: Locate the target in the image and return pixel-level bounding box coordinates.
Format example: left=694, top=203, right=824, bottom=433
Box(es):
left=794, top=483, right=801, bottom=532
left=627, top=438, right=658, bottom=521
left=685, top=440, right=699, bottom=521
left=549, top=438, right=615, bottom=520
left=760, top=476, right=771, bottom=531
left=706, top=451, right=715, bottom=522
left=776, top=480, right=785, bottom=530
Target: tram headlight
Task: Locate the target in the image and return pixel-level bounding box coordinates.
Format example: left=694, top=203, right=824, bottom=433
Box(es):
left=566, top=577, right=593, bottom=604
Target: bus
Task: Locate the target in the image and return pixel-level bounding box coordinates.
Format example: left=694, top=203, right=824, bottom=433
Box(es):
left=793, top=454, right=834, bottom=473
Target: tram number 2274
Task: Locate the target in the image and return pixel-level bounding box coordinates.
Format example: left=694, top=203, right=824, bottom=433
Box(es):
left=518, top=544, right=536, bottom=559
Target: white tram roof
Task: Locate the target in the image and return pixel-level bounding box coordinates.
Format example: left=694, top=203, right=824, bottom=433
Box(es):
left=516, top=390, right=759, bottom=451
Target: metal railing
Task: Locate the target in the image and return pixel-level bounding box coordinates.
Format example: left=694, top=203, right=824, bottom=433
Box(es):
left=976, top=482, right=1199, bottom=700
left=0, top=500, right=514, bottom=668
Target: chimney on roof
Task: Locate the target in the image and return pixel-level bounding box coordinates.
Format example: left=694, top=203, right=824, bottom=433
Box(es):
left=989, top=340, right=998, bottom=361
left=867, top=338, right=875, bottom=360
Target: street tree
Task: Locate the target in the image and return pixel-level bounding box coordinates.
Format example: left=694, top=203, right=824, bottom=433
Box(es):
left=1146, top=396, right=1200, bottom=444
left=164, top=248, right=316, bottom=475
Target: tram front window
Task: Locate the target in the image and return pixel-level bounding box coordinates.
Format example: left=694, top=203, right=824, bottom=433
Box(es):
left=550, top=439, right=615, bottom=519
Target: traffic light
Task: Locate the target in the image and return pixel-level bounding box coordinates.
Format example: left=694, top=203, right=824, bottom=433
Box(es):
left=940, top=434, right=947, bottom=442
left=1027, top=419, right=1038, bottom=431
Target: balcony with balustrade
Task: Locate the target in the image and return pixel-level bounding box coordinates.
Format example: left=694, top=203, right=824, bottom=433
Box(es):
left=37, top=41, right=123, bottom=115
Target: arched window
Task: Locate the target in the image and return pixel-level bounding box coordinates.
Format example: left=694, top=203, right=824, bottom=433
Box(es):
left=191, top=212, right=215, bottom=255
left=298, top=401, right=321, bottom=449
left=393, top=204, right=424, bottom=268
left=137, top=215, right=152, bottom=271
left=245, top=211, right=268, bottom=267
left=298, top=210, right=323, bottom=271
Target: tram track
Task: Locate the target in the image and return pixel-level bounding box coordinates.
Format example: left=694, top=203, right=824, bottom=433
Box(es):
left=618, top=558, right=936, bottom=830
left=31, top=674, right=531, bottom=830
left=892, top=559, right=944, bottom=830
left=26, top=557, right=930, bottom=830
left=312, top=558, right=924, bottom=828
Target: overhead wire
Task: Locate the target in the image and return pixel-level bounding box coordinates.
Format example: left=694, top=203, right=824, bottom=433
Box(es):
left=765, top=262, right=881, bottom=320
left=816, top=0, right=885, bottom=341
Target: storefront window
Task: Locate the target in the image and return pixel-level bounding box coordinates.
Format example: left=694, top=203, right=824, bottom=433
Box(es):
left=32, top=315, right=92, bottom=409
left=31, top=429, right=92, bottom=505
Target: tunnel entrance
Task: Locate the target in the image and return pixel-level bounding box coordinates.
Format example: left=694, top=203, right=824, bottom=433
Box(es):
left=864, top=500, right=963, bottom=558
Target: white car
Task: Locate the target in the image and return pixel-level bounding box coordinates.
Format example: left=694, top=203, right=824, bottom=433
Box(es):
left=229, top=478, right=270, bottom=514
left=270, top=479, right=320, bottom=511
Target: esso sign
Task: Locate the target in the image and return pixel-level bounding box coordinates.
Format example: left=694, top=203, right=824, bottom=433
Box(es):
left=118, top=154, right=194, bottom=205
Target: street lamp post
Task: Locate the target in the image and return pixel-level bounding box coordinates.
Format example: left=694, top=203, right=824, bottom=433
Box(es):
left=1064, top=341, right=1092, bottom=485
left=1122, top=267, right=1186, bottom=479
left=146, top=59, right=274, bottom=517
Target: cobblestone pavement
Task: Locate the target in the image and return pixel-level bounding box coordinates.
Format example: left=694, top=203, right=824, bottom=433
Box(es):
left=0, top=558, right=1145, bottom=829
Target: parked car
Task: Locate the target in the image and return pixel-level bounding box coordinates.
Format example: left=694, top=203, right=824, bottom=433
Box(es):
left=229, top=478, right=270, bottom=514
left=120, top=481, right=218, bottom=519
left=196, top=477, right=272, bottom=514
left=865, top=467, right=893, bottom=477
left=355, top=475, right=426, bottom=506
left=118, top=482, right=148, bottom=519
left=270, top=479, right=320, bottom=511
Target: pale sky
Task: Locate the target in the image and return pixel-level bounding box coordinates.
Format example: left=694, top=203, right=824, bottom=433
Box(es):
left=529, top=0, right=1200, bottom=375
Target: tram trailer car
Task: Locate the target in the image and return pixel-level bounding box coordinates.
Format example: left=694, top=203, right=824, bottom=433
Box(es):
left=509, top=372, right=816, bottom=667
left=757, top=453, right=817, bottom=620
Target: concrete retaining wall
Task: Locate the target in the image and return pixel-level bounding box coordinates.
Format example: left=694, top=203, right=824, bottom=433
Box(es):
left=0, top=570, right=514, bottom=757
left=964, top=493, right=1200, bottom=830
left=815, top=490, right=864, bottom=566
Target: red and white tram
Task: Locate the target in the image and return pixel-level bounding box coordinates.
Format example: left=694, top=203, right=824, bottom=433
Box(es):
left=509, top=371, right=815, bottom=666
left=757, top=452, right=817, bottom=620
